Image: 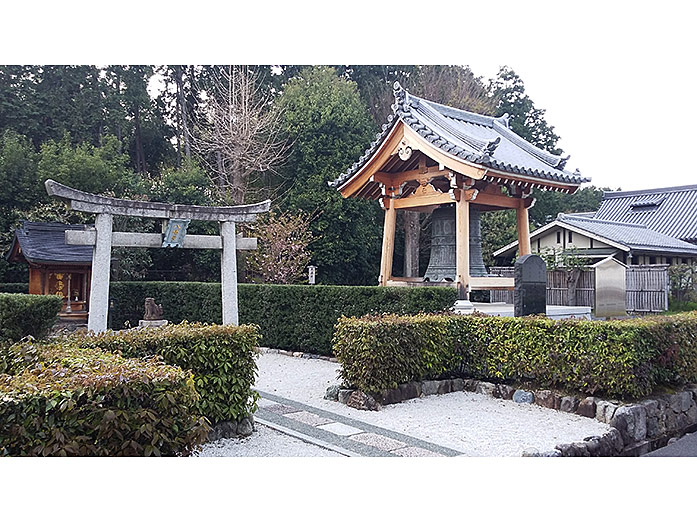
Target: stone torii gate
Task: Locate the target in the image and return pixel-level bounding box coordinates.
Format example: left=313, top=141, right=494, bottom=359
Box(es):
left=45, top=179, right=270, bottom=333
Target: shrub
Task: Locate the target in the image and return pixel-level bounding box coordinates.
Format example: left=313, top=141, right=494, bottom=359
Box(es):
left=0, top=283, right=29, bottom=294
left=0, top=293, right=62, bottom=344
left=333, top=312, right=697, bottom=399
left=73, top=322, right=260, bottom=425
left=669, top=264, right=697, bottom=305
left=109, top=282, right=457, bottom=355
left=0, top=338, right=209, bottom=456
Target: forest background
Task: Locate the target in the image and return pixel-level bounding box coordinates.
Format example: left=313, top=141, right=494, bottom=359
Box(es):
left=0, top=65, right=611, bottom=286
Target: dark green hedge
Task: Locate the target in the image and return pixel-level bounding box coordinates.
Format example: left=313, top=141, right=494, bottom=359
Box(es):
left=0, top=338, right=209, bottom=456
left=0, top=283, right=28, bottom=294
left=109, top=282, right=457, bottom=355
left=333, top=312, right=697, bottom=399
left=73, top=322, right=260, bottom=425
left=0, top=293, right=62, bottom=345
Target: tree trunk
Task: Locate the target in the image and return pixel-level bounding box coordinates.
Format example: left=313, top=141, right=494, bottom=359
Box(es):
left=403, top=211, right=420, bottom=277
left=174, top=66, right=191, bottom=162
left=133, top=104, right=146, bottom=173
left=567, top=268, right=581, bottom=306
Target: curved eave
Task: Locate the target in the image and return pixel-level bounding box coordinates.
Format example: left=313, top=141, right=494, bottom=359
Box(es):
left=339, top=121, right=584, bottom=199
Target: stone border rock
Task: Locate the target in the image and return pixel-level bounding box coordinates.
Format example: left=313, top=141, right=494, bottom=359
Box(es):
left=327, top=376, right=697, bottom=457
left=208, top=415, right=255, bottom=441
left=257, top=346, right=338, bottom=363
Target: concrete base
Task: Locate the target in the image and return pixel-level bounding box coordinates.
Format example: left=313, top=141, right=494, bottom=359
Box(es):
left=138, top=319, right=169, bottom=328
left=456, top=302, right=592, bottom=320
left=453, top=300, right=474, bottom=314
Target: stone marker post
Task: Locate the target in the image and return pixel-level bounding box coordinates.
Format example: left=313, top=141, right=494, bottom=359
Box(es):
left=593, top=256, right=627, bottom=318
left=88, top=213, right=113, bottom=332
left=514, top=254, right=547, bottom=317
left=220, top=221, right=239, bottom=325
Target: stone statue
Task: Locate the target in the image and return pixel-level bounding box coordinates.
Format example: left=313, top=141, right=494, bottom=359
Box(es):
left=144, top=297, right=164, bottom=321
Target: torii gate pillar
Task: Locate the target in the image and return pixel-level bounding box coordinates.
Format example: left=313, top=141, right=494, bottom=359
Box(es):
left=220, top=221, right=239, bottom=326
left=88, top=213, right=114, bottom=332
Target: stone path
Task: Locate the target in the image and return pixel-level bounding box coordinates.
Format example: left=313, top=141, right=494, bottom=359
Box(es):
left=255, top=391, right=462, bottom=457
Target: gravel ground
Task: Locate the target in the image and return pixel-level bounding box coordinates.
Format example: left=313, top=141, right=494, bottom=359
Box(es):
left=195, top=423, right=343, bottom=457
left=254, top=352, right=610, bottom=457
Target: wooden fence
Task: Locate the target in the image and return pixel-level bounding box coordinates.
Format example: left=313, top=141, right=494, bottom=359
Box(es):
left=488, top=264, right=669, bottom=314
left=626, top=265, right=669, bottom=314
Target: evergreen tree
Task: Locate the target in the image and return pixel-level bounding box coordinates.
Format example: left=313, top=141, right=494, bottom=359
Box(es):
left=278, top=66, right=383, bottom=285
left=490, top=66, right=562, bottom=154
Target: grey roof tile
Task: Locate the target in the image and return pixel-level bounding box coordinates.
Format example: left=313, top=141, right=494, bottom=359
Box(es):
left=559, top=214, right=697, bottom=255
left=11, top=221, right=93, bottom=265
left=331, top=82, right=589, bottom=189
left=594, top=185, right=697, bottom=243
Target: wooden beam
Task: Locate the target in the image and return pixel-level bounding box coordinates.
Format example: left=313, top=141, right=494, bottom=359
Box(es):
left=379, top=203, right=397, bottom=285
left=392, top=191, right=455, bottom=209
left=470, top=191, right=523, bottom=209
left=455, top=196, right=470, bottom=299
left=516, top=199, right=531, bottom=256
left=469, top=277, right=515, bottom=290
left=373, top=165, right=446, bottom=188
left=402, top=126, right=488, bottom=180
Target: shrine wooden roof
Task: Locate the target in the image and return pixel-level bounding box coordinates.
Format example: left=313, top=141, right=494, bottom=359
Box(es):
left=332, top=82, right=589, bottom=198
left=7, top=221, right=93, bottom=266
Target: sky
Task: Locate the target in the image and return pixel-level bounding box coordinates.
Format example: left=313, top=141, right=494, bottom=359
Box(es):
left=7, top=2, right=696, bottom=194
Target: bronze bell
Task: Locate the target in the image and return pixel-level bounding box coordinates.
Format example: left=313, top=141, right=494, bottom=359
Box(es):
left=423, top=205, right=488, bottom=282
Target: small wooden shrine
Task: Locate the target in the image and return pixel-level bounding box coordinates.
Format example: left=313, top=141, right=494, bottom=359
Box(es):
left=7, top=221, right=93, bottom=322
left=331, top=82, right=589, bottom=299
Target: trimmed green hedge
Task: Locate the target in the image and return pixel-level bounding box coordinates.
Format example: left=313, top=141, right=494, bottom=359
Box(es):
left=333, top=312, right=697, bottom=399
left=0, top=283, right=28, bottom=294
left=0, top=293, right=62, bottom=345
left=109, top=282, right=457, bottom=355
left=0, top=338, right=209, bottom=456
left=73, top=322, right=260, bottom=425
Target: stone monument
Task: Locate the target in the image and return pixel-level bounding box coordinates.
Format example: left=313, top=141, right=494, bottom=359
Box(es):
left=139, top=297, right=168, bottom=328
left=514, top=254, right=547, bottom=317
left=592, top=256, right=627, bottom=318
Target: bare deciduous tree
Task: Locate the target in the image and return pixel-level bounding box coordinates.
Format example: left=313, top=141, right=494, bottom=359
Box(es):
left=245, top=211, right=314, bottom=284
left=192, top=66, right=288, bottom=204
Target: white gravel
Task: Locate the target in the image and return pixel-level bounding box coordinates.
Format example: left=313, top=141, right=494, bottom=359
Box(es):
left=254, top=352, right=610, bottom=457
left=195, top=423, right=342, bottom=457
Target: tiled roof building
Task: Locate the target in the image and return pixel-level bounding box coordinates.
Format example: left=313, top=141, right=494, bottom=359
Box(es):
left=494, top=185, right=697, bottom=265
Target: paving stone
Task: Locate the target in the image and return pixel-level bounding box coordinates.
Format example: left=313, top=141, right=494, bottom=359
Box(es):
left=263, top=403, right=301, bottom=415
left=349, top=432, right=407, bottom=452
left=391, top=446, right=444, bottom=457
left=284, top=410, right=333, bottom=427
left=257, top=398, right=279, bottom=409
left=317, top=422, right=364, bottom=436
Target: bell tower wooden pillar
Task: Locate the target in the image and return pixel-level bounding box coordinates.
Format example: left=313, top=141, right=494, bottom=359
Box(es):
left=379, top=197, right=397, bottom=286
left=516, top=199, right=531, bottom=256
left=455, top=191, right=470, bottom=300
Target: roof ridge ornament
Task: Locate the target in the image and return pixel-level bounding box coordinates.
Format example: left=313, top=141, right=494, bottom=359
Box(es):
left=494, top=113, right=510, bottom=128
left=480, top=137, right=501, bottom=156
left=556, top=154, right=571, bottom=170
left=393, top=81, right=406, bottom=102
